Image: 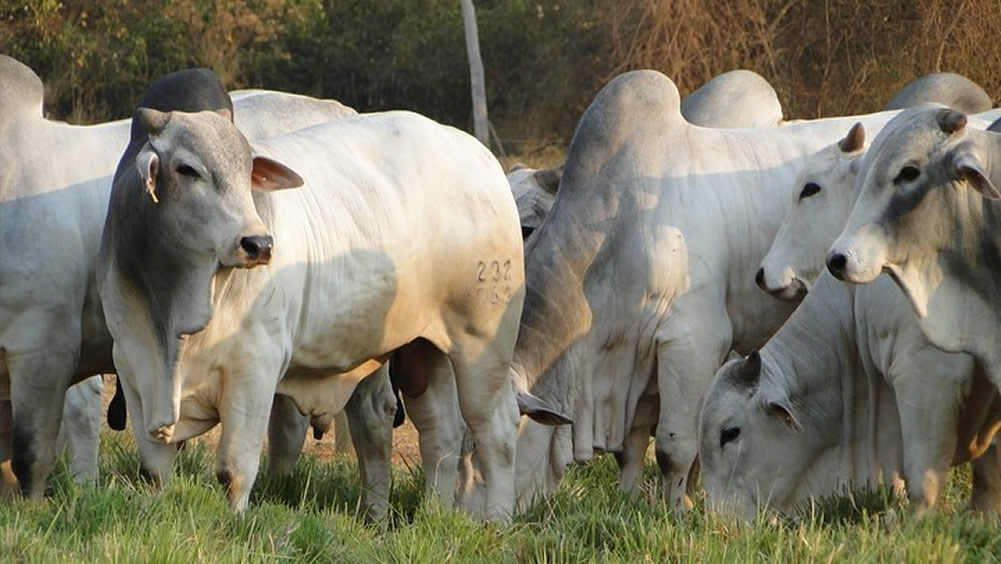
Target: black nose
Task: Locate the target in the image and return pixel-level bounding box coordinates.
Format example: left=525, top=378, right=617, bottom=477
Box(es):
left=240, top=235, right=273, bottom=261
left=826, top=252, right=847, bottom=280
left=754, top=267, right=766, bottom=290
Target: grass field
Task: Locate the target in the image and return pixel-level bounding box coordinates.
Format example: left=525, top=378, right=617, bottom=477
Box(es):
left=2, top=428, right=1000, bottom=563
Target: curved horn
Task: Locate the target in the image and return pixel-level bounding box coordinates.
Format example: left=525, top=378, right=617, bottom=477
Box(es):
left=735, top=349, right=761, bottom=389
left=136, top=107, right=171, bottom=135
left=936, top=109, right=967, bottom=135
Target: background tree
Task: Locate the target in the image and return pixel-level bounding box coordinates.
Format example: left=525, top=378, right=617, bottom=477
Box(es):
left=460, top=0, right=488, bottom=146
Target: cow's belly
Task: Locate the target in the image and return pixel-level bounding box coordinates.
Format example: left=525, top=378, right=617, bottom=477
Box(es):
left=285, top=253, right=438, bottom=374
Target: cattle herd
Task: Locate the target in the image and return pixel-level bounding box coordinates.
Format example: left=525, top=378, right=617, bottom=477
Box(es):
left=3, top=52, right=1001, bottom=525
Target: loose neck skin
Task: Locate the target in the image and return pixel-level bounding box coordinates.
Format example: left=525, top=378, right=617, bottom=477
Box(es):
left=760, top=273, right=899, bottom=495
left=904, top=129, right=1001, bottom=382
left=101, top=164, right=219, bottom=434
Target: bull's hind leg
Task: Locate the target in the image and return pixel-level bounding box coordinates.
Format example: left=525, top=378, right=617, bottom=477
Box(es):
left=265, top=394, right=311, bottom=475
left=398, top=342, right=464, bottom=509
left=343, top=364, right=397, bottom=523
left=8, top=348, right=76, bottom=498
left=447, top=333, right=520, bottom=523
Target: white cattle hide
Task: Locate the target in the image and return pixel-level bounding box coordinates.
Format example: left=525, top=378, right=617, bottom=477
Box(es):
left=98, top=110, right=538, bottom=522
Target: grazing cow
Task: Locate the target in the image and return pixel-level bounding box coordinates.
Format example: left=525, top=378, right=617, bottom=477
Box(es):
left=884, top=72, right=992, bottom=114
left=97, top=107, right=558, bottom=522
left=460, top=70, right=904, bottom=514
left=828, top=106, right=1001, bottom=400
left=506, top=69, right=786, bottom=239
left=700, top=272, right=1001, bottom=520
left=0, top=54, right=381, bottom=498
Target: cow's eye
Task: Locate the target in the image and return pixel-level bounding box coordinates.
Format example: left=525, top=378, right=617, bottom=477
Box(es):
left=176, top=164, right=201, bottom=179
left=893, top=165, right=920, bottom=185
left=719, top=426, right=740, bottom=448
left=799, top=182, right=821, bottom=199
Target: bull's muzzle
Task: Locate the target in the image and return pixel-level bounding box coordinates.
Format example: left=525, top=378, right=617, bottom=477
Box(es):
left=240, top=235, right=274, bottom=265
left=826, top=251, right=848, bottom=281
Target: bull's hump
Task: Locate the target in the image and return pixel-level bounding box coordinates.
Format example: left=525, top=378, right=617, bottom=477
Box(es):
left=560, top=70, right=684, bottom=198
left=0, top=56, right=44, bottom=120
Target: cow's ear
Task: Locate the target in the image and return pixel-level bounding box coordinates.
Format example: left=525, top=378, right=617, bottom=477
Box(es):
left=838, top=122, right=865, bottom=153
left=517, top=389, right=573, bottom=426
left=765, top=400, right=802, bottom=432
left=954, top=150, right=1001, bottom=200
left=534, top=163, right=563, bottom=195
left=135, top=142, right=160, bottom=204
left=250, top=155, right=304, bottom=192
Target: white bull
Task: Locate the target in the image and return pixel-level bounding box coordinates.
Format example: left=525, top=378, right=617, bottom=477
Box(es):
left=97, top=108, right=558, bottom=522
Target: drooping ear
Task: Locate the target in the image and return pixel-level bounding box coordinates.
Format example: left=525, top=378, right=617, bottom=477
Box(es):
left=516, top=389, right=573, bottom=425
left=838, top=122, right=865, bottom=153
left=936, top=109, right=968, bottom=135
left=215, top=108, right=233, bottom=123
left=765, top=399, right=802, bottom=432
left=953, top=148, right=1001, bottom=200
left=732, top=349, right=761, bottom=389
left=534, top=163, right=564, bottom=195
left=135, top=142, right=160, bottom=204
left=250, top=155, right=304, bottom=191
left=136, top=107, right=171, bottom=136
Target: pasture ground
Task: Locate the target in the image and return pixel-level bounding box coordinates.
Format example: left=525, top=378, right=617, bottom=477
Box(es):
left=2, top=389, right=1001, bottom=562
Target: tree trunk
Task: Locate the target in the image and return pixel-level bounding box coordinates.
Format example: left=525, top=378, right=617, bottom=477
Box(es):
left=461, top=0, right=489, bottom=146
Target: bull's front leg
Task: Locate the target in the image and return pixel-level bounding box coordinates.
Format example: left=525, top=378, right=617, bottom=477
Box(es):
left=118, top=372, right=177, bottom=485
left=654, top=308, right=732, bottom=512
left=399, top=348, right=463, bottom=509
left=892, top=366, right=963, bottom=511
left=343, top=364, right=396, bottom=524
left=60, top=375, right=104, bottom=484
left=216, top=373, right=276, bottom=512
left=617, top=395, right=657, bottom=495
left=265, top=393, right=311, bottom=475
